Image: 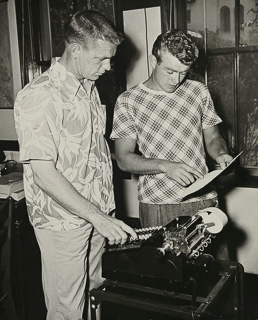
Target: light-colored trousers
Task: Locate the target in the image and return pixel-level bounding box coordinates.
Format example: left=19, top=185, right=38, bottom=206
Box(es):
left=34, top=223, right=104, bottom=320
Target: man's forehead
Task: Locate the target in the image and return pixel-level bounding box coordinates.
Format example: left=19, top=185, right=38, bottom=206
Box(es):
left=87, top=38, right=115, bottom=49
left=160, top=51, right=191, bottom=70
left=86, top=39, right=116, bottom=55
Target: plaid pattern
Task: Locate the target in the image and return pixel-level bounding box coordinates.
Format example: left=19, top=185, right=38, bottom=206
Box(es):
left=110, top=80, right=221, bottom=204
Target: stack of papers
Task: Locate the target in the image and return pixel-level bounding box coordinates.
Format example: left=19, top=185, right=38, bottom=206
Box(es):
left=0, top=172, right=24, bottom=200
left=179, top=152, right=242, bottom=199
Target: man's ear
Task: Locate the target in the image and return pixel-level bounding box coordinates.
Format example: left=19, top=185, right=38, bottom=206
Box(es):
left=69, top=43, right=82, bottom=59
left=149, top=55, right=157, bottom=70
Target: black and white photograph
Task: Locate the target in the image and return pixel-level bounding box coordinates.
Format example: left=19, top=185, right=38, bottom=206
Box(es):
left=0, top=0, right=258, bottom=319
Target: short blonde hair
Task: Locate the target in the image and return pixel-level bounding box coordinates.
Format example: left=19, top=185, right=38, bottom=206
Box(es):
left=64, top=10, right=124, bottom=49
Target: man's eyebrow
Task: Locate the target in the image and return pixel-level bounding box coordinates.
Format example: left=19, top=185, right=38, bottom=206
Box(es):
left=95, top=55, right=106, bottom=59
left=166, top=67, right=189, bottom=73
left=166, top=67, right=176, bottom=72
left=95, top=55, right=113, bottom=60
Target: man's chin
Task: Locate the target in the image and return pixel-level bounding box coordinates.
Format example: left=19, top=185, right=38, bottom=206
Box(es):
left=91, top=75, right=100, bottom=80
left=93, top=74, right=105, bottom=81
left=166, top=84, right=179, bottom=93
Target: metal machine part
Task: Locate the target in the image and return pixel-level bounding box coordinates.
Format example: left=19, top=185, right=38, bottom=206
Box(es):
left=102, top=207, right=228, bottom=286
left=156, top=207, right=228, bottom=258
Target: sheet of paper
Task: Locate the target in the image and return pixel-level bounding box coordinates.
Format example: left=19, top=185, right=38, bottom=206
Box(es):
left=179, top=152, right=243, bottom=199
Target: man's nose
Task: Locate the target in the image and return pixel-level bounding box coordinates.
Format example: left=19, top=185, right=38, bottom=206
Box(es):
left=172, top=72, right=181, bottom=84
left=103, top=60, right=111, bottom=71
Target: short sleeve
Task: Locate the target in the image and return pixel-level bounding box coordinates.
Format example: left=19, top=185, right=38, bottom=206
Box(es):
left=14, top=86, right=61, bottom=163
left=200, top=85, right=222, bottom=130
left=110, top=94, right=137, bottom=140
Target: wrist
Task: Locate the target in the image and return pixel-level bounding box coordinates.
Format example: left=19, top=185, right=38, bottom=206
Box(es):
left=216, top=152, right=228, bottom=160
left=157, top=159, right=166, bottom=173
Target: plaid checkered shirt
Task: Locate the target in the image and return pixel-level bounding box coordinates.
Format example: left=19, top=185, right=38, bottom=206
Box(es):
left=110, top=80, right=222, bottom=204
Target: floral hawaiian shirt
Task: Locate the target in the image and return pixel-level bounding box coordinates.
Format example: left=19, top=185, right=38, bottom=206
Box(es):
left=14, top=58, right=115, bottom=230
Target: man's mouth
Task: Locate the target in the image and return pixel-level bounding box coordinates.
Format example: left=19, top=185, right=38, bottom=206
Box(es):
left=96, top=71, right=105, bottom=76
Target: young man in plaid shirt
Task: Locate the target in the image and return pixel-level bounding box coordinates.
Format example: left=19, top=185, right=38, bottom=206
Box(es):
left=110, top=30, right=232, bottom=258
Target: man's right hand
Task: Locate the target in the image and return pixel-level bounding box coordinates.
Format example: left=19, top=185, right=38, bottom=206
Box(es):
left=30, top=160, right=137, bottom=245
left=91, top=213, right=138, bottom=246
left=114, top=138, right=203, bottom=187
left=161, top=161, right=203, bottom=186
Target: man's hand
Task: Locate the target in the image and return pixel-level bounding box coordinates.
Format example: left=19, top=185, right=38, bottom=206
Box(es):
left=216, top=153, right=233, bottom=169
left=91, top=213, right=138, bottom=245
left=162, top=161, right=203, bottom=186
left=30, top=160, right=137, bottom=245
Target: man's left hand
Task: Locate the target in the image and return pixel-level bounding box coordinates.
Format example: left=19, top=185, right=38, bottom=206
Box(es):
left=216, top=153, right=233, bottom=169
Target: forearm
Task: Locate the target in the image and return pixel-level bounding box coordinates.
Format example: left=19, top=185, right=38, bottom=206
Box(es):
left=116, top=151, right=166, bottom=175
left=115, top=150, right=203, bottom=186
left=114, top=138, right=203, bottom=184
left=206, top=136, right=229, bottom=161
left=31, top=161, right=138, bottom=243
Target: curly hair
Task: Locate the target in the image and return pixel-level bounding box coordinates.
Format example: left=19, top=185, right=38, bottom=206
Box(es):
left=63, top=10, right=124, bottom=49
left=152, top=30, right=199, bottom=65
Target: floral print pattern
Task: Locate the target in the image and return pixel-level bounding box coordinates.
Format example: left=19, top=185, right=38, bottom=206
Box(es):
left=14, top=58, right=115, bottom=230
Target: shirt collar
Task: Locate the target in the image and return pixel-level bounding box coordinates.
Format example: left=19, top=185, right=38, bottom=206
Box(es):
left=49, top=57, right=95, bottom=101
left=139, top=81, right=184, bottom=97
